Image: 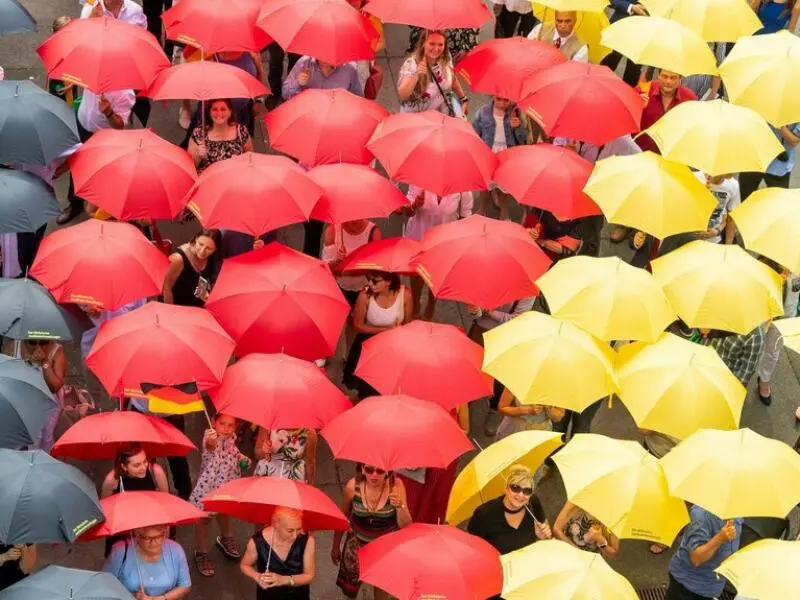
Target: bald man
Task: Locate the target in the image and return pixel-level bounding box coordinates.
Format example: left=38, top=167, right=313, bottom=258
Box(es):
left=527, top=11, right=589, bottom=62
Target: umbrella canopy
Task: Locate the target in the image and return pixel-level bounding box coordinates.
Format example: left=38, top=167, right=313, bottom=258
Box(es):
left=554, top=434, right=689, bottom=545
left=367, top=111, right=497, bottom=195
left=264, top=88, right=388, bottom=166
left=82, top=492, right=206, bottom=539
left=0, top=566, right=133, bottom=600
left=482, top=311, right=617, bottom=413
left=455, top=38, right=565, bottom=102
left=584, top=151, right=719, bottom=239
left=0, top=278, right=90, bottom=342
left=211, top=353, right=352, bottom=430
left=206, top=243, right=350, bottom=360
left=336, top=237, right=421, bottom=275
left=616, top=333, right=746, bottom=440
left=661, top=428, right=800, bottom=519
left=185, top=153, right=322, bottom=237
left=307, top=164, right=408, bottom=224
left=0, top=449, right=103, bottom=544
left=68, top=129, right=197, bottom=221
left=643, top=100, right=783, bottom=176
left=641, top=0, right=761, bottom=42
left=321, top=395, right=472, bottom=471
left=363, top=0, right=492, bottom=29
left=520, top=63, right=643, bottom=146
left=411, top=215, right=550, bottom=310
left=493, top=145, right=600, bottom=219
left=0, top=169, right=60, bottom=233
left=37, top=17, right=169, bottom=93
left=537, top=256, right=676, bottom=342
left=716, top=539, right=800, bottom=600
left=501, top=539, right=639, bottom=600
left=601, top=16, right=717, bottom=75
left=0, top=80, right=79, bottom=166
left=51, top=411, right=195, bottom=460
left=30, top=220, right=170, bottom=311
left=0, top=357, right=56, bottom=450
left=650, top=240, right=784, bottom=334
left=358, top=524, right=504, bottom=600
left=447, top=430, right=563, bottom=525
left=143, top=60, right=270, bottom=101
left=775, top=317, right=800, bottom=353
left=201, top=476, right=348, bottom=530
left=257, top=0, right=375, bottom=65
left=0, top=0, right=36, bottom=35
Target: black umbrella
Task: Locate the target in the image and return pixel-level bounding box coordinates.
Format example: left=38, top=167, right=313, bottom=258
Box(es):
left=0, top=278, right=92, bottom=341
left=0, top=449, right=104, bottom=544
left=0, top=81, right=79, bottom=165
left=0, top=170, right=60, bottom=233
left=0, top=0, right=36, bottom=35
left=0, top=356, right=56, bottom=450
left=0, top=565, right=134, bottom=600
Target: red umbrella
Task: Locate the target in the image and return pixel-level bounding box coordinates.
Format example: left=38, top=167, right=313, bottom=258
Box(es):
left=51, top=411, right=195, bottom=460
left=493, top=144, right=601, bottom=219
left=202, top=476, right=348, bottom=530
left=68, top=129, right=196, bottom=221
left=307, top=164, right=408, bottom=223
left=410, top=215, right=550, bottom=310
left=321, top=395, right=472, bottom=471
left=162, top=0, right=272, bottom=54
left=185, top=153, right=323, bottom=237
left=358, top=524, right=503, bottom=600
left=336, top=237, right=421, bottom=275
left=456, top=38, right=565, bottom=102
left=82, top=492, right=206, bottom=540
left=363, top=0, right=492, bottom=29
left=257, top=0, right=375, bottom=65
left=37, top=17, right=169, bottom=93
left=211, top=353, right=352, bottom=430
left=142, top=61, right=270, bottom=101
left=264, top=88, right=388, bottom=166
left=519, top=62, right=644, bottom=146
left=206, top=243, right=350, bottom=360
left=355, top=321, right=492, bottom=410
left=30, top=220, right=169, bottom=310
left=85, top=302, right=234, bottom=396
left=367, top=111, right=497, bottom=195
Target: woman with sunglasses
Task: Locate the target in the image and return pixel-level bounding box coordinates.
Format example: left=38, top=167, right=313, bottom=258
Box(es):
left=333, top=464, right=411, bottom=599
left=554, top=500, right=620, bottom=558
left=21, top=339, right=66, bottom=452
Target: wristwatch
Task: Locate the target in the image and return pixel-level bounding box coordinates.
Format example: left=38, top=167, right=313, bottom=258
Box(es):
left=288, top=575, right=295, bottom=587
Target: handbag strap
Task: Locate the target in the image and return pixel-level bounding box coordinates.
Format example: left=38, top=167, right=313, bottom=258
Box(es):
left=429, top=63, right=455, bottom=118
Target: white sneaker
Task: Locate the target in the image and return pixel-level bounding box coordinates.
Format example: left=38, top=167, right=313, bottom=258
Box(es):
left=178, top=106, right=191, bottom=130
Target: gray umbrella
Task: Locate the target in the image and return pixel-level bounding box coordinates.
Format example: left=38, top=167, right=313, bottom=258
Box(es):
left=0, top=565, right=134, bottom=600
left=0, top=81, right=79, bottom=165
left=0, top=356, right=56, bottom=450
left=0, top=449, right=104, bottom=544
left=0, top=170, right=60, bottom=233
left=0, top=278, right=92, bottom=341
left=0, top=0, right=36, bottom=35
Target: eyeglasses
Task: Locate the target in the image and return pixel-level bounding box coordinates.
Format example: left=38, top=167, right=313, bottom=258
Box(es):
left=363, top=466, right=387, bottom=476
left=28, top=340, right=49, bottom=346
left=509, top=483, right=534, bottom=496
left=136, top=534, right=166, bottom=543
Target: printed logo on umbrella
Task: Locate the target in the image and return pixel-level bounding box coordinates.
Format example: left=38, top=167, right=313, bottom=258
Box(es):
left=68, top=293, right=102, bottom=308
left=73, top=518, right=100, bottom=537
left=186, top=200, right=203, bottom=221
left=61, top=73, right=86, bottom=87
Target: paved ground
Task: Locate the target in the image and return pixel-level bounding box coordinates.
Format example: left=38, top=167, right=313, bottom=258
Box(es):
left=3, top=2, right=800, bottom=599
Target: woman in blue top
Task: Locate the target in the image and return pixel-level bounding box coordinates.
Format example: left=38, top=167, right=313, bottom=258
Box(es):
left=104, top=525, right=191, bottom=600
left=752, top=0, right=799, bottom=34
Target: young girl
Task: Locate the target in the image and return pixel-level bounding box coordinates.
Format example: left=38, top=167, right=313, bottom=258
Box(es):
left=189, top=413, right=251, bottom=577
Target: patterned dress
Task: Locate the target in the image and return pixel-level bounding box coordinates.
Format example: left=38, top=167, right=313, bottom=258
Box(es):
left=189, top=124, right=250, bottom=173
left=406, top=27, right=480, bottom=60
left=253, top=429, right=309, bottom=482
left=188, top=433, right=243, bottom=511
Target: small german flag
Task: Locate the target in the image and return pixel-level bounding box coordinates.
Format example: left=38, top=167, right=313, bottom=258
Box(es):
left=140, top=382, right=205, bottom=416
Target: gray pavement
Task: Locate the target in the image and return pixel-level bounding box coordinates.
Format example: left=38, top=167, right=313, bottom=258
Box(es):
left=3, top=2, right=800, bottom=599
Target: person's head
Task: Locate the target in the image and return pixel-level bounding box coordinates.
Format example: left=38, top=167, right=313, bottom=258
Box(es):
left=213, top=413, right=237, bottom=437
left=657, top=69, right=682, bottom=95
left=104, top=0, right=123, bottom=10
left=342, top=219, right=369, bottom=234
left=318, top=59, right=335, bottom=74
left=504, top=464, right=535, bottom=511
left=204, top=99, right=236, bottom=129
left=24, top=339, right=53, bottom=353
left=189, top=229, right=220, bottom=260
left=52, top=16, right=71, bottom=32
left=554, top=11, right=577, bottom=38
left=365, top=271, right=401, bottom=296
left=134, top=525, right=168, bottom=554
left=271, top=507, right=303, bottom=542
left=414, top=29, right=451, bottom=66
left=357, top=463, right=392, bottom=486
left=493, top=97, right=512, bottom=112
left=114, top=446, right=149, bottom=478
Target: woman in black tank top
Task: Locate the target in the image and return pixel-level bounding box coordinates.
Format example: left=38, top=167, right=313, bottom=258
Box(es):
left=162, top=230, right=220, bottom=307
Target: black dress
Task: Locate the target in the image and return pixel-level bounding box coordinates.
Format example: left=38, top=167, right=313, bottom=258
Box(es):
left=467, top=495, right=546, bottom=555
left=0, top=545, right=26, bottom=592
left=253, top=531, right=310, bottom=600
left=170, top=247, right=209, bottom=308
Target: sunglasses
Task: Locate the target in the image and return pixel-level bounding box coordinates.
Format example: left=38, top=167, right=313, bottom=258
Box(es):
left=365, top=276, right=384, bottom=285
left=28, top=340, right=49, bottom=346
left=363, top=466, right=387, bottom=476
left=509, top=483, right=534, bottom=496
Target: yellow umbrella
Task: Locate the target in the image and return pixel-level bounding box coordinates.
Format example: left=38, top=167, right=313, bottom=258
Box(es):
left=716, top=539, right=800, bottom=600
left=660, top=428, right=800, bottom=519
left=583, top=151, right=718, bottom=239
left=729, top=187, right=800, bottom=272
left=532, top=5, right=612, bottom=64
left=533, top=0, right=608, bottom=12
left=616, top=332, right=746, bottom=440
left=600, top=16, right=718, bottom=75
left=641, top=0, right=761, bottom=42
left=642, top=99, right=783, bottom=176
left=553, top=434, right=689, bottom=545
left=483, top=312, right=616, bottom=412
left=720, top=31, right=800, bottom=127
left=774, top=317, right=800, bottom=353
left=537, top=256, right=676, bottom=342
left=446, top=430, right=563, bottom=525
left=501, top=539, right=638, bottom=600
left=650, top=240, right=784, bottom=334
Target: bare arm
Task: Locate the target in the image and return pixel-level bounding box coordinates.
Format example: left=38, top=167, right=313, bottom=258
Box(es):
left=152, top=463, right=170, bottom=494
left=239, top=538, right=262, bottom=584
left=402, top=287, right=414, bottom=324
left=162, top=253, right=185, bottom=304
left=42, top=346, right=66, bottom=393
left=254, top=427, right=270, bottom=461
left=19, top=545, right=35, bottom=574
left=331, top=479, right=355, bottom=562
left=100, top=471, right=119, bottom=498
left=781, top=125, right=800, bottom=147
left=278, top=535, right=315, bottom=587
left=497, top=388, right=534, bottom=418
left=553, top=501, right=579, bottom=544
left=391, top=478, right=413, bottom=529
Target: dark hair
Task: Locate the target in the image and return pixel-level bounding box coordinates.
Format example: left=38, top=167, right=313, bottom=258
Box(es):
left=366, top=271, right=401, bottom=295
left=203, top=98, right=237, bottom=130
left=190, top=229, right=221, bottom=248
left=114, top=445, right=147, bottom=477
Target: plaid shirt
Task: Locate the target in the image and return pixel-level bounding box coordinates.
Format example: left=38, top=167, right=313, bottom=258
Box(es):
left=699, top=326, right=766, bottom=386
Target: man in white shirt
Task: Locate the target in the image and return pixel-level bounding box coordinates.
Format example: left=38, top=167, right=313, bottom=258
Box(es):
left=81, top=0, right=147, bottom=27
left=527, top=11, right=589, bottom=63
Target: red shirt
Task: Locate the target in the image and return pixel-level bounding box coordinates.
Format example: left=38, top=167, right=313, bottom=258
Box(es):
left=636, top=81, right=697, bottom=154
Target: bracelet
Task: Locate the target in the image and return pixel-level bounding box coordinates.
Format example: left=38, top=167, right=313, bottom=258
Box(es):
left=459, top=96, right=468, bottom=103
left=598, top=542, right=608, bottom=549
left=288, top=575, right=295, bottom=587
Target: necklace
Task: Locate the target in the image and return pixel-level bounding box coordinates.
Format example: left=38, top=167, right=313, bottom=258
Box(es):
left=361, top=482, right=385, bottom=513
left=503, top=502, right=526, bottom=514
